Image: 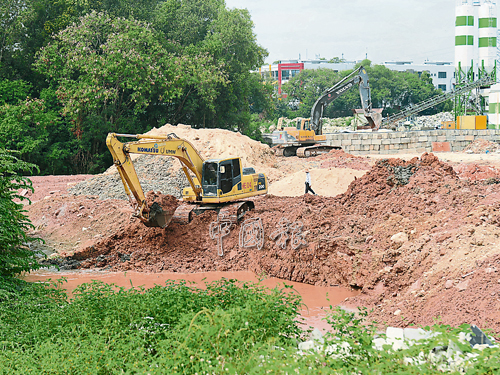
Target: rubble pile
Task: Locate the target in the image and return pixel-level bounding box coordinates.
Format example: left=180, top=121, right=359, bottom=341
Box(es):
left=462, top=139, right=500, bottom=154
left=395, top=112, right=454, bottom=130
left=68, top=156, right=189, bottom=200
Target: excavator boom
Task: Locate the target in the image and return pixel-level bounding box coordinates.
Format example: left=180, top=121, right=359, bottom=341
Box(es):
left=310, top=66, right=381, bottom=134
left=106, top=132, right=268, bottom=228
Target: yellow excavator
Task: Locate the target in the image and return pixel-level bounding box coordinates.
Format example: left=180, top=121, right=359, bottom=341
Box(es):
left=106, top=132, right=268, bottom=228
left=264, top=66, right=382, bottom=157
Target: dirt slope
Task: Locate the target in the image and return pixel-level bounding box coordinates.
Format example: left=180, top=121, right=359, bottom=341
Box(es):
left=24, top=135, right=500, bottom=337
left=49, top=153, right=500, bottom=336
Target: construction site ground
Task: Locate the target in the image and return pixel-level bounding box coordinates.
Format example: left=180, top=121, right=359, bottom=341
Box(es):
left=23, top=124, right=500, bottom=338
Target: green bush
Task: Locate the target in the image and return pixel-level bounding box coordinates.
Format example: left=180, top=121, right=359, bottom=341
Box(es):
left=1, top=278, right=500, bottom=373
left=0, top=149, right=41, bottom=290
left=0, top=279, right=303, bottom=374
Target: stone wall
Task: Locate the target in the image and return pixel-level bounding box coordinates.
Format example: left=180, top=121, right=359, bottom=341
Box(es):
left=325, top=129, right=500, bottom=155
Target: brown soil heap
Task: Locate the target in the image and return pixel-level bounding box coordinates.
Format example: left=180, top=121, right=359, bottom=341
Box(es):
left=62, top=152, right=500, bottom=336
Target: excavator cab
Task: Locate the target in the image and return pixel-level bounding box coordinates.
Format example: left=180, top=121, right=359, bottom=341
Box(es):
left=184, top=158, right=266, bottom=203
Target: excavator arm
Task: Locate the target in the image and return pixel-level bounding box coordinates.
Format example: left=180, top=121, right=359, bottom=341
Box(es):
left=106, top=132, right=205, bottom=227
left=310, top=66, right=382, bottom=134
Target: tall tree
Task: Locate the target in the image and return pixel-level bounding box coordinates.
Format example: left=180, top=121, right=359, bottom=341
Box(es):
left=0, top=149, right=41, bottom=284
left=153, top=1, right=269, bottom=131
left=35, top=11, right=226, bottom=172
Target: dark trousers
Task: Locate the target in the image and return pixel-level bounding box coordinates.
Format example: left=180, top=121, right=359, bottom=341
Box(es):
left=305, top=182, right=316, bottom=195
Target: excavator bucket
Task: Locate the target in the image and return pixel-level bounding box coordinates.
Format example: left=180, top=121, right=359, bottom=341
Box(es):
left=364, top=112, right=383, bottom=131
left=144, top=202, right=175, bottom=228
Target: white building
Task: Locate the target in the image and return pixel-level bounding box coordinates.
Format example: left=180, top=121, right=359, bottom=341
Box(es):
left=381, top=61, right=456, bottom=93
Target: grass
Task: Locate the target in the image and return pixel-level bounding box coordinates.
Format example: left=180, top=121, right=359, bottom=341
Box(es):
left=0, top=278, right=499, bottom=374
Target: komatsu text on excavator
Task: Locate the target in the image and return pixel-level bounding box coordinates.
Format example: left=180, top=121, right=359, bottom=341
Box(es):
left=106, top=132, right=268, bottom=228
left=265, top=66, right=382, bottom=157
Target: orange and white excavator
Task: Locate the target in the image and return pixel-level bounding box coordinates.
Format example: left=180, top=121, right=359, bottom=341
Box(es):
left=106, top=132, right=268, bottom=228
left=266, top=66, right=382, bottom=157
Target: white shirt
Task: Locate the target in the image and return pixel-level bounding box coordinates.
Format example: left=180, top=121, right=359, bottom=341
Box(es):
left=305, top=172, right=311, bottom=184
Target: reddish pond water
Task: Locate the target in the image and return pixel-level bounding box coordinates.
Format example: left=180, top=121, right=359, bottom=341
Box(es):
left=23, top=270, right=359, bottom=332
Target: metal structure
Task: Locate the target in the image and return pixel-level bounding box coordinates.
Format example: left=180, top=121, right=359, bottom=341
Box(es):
left=478, top=0, right=497, bottom=78
left=454, top=0, right=497, bottom=118
left=455, top=0, right=476, bottom=83
left=382, top=75, right=495, bottom=128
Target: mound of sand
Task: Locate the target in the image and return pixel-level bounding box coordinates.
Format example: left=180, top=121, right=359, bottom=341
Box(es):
left=146, top=124, right=275, bottom=173
left=268, top=168, right=368, bottom=197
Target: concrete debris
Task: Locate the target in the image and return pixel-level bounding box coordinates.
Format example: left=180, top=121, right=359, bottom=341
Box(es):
left=394, top=112, right=454, bottom=131
left=68, top=155, right=189, bottom=200
left=298, top=325, right=497, bottom=372
left=462, top=139, right=500, bottom=154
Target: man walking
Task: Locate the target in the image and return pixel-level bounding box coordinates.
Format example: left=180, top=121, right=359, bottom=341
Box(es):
left=305, top=170, right=317, bottom=195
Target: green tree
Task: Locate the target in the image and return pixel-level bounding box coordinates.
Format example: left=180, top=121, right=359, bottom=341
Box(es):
left=0, top=90, right=72, bottom=174
left=282, top=63, right=449, bottom=120
left=0, top=149, right=41, bottom=286
left=35, top=11, right=226, bottom=172
left=153, top=1, right=268, bottom=130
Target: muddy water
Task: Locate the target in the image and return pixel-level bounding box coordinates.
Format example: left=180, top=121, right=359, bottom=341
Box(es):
left=23, top=270, right=359, bottom=332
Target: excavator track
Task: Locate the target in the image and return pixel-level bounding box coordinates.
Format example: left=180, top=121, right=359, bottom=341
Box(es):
left=172, top=201, right=255, bottom=225
left=273, top=145, right=298, bottom=157
left=172, top=203, right=194, bottom=224
left=296, top=145, right=341, bottom=158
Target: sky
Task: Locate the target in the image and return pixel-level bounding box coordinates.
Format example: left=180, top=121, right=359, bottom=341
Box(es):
left=224, top=0, right=495, bottom=65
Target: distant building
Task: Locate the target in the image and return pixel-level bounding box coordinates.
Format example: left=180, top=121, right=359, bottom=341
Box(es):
left=382, top=61, right=455, bottom=93
left=256, top=59, right=456, bottom=94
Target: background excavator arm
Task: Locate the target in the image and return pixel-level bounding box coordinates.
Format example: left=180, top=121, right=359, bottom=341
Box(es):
left=310, top=66, right=382, bottom=134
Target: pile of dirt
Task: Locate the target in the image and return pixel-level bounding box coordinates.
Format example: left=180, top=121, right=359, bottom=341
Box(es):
left=28, top=195, right=133, bottom=255
left=24, top=175, right=93, bottom=203
left=463, top=139, right=500, bottom=154
left=66, top=152, right=500, bottom=336
left=454, top=164, right=500, bottom=181
left=268, top=168, right=367, bottom=197
left=313, top=149, right=372, bottom=171
left=146, top=124, right=281, bottom=181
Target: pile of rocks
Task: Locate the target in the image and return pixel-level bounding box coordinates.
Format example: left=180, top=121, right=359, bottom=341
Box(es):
left=462, top=139, right=500, bottom=154
left=68, top=155, right=189, bottom=200
left=395, top=112, right=454, bottom=131
left=298, top=325, right=497, bottom=372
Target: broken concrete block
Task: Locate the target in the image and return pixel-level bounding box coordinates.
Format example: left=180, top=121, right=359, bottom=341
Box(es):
left=298, top=340, right=315, bottom=351
left=372, top=337, right=387, bottom=351
left=386, top=327, right=404, bottom=340
left=310, top=328, right=324, bottom=344
left=403, top=328, right=429, bottom=341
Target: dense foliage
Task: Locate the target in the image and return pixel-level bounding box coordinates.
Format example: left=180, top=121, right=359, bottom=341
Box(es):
left=0, top=149, right=41, bottom=290
left=0, top=279, right=303, bottom=373
left=0, top=0, right=271, bottom=174
left=1, top=279, right=499, bottom=374
left=278, top=61, right=453, bottom=120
